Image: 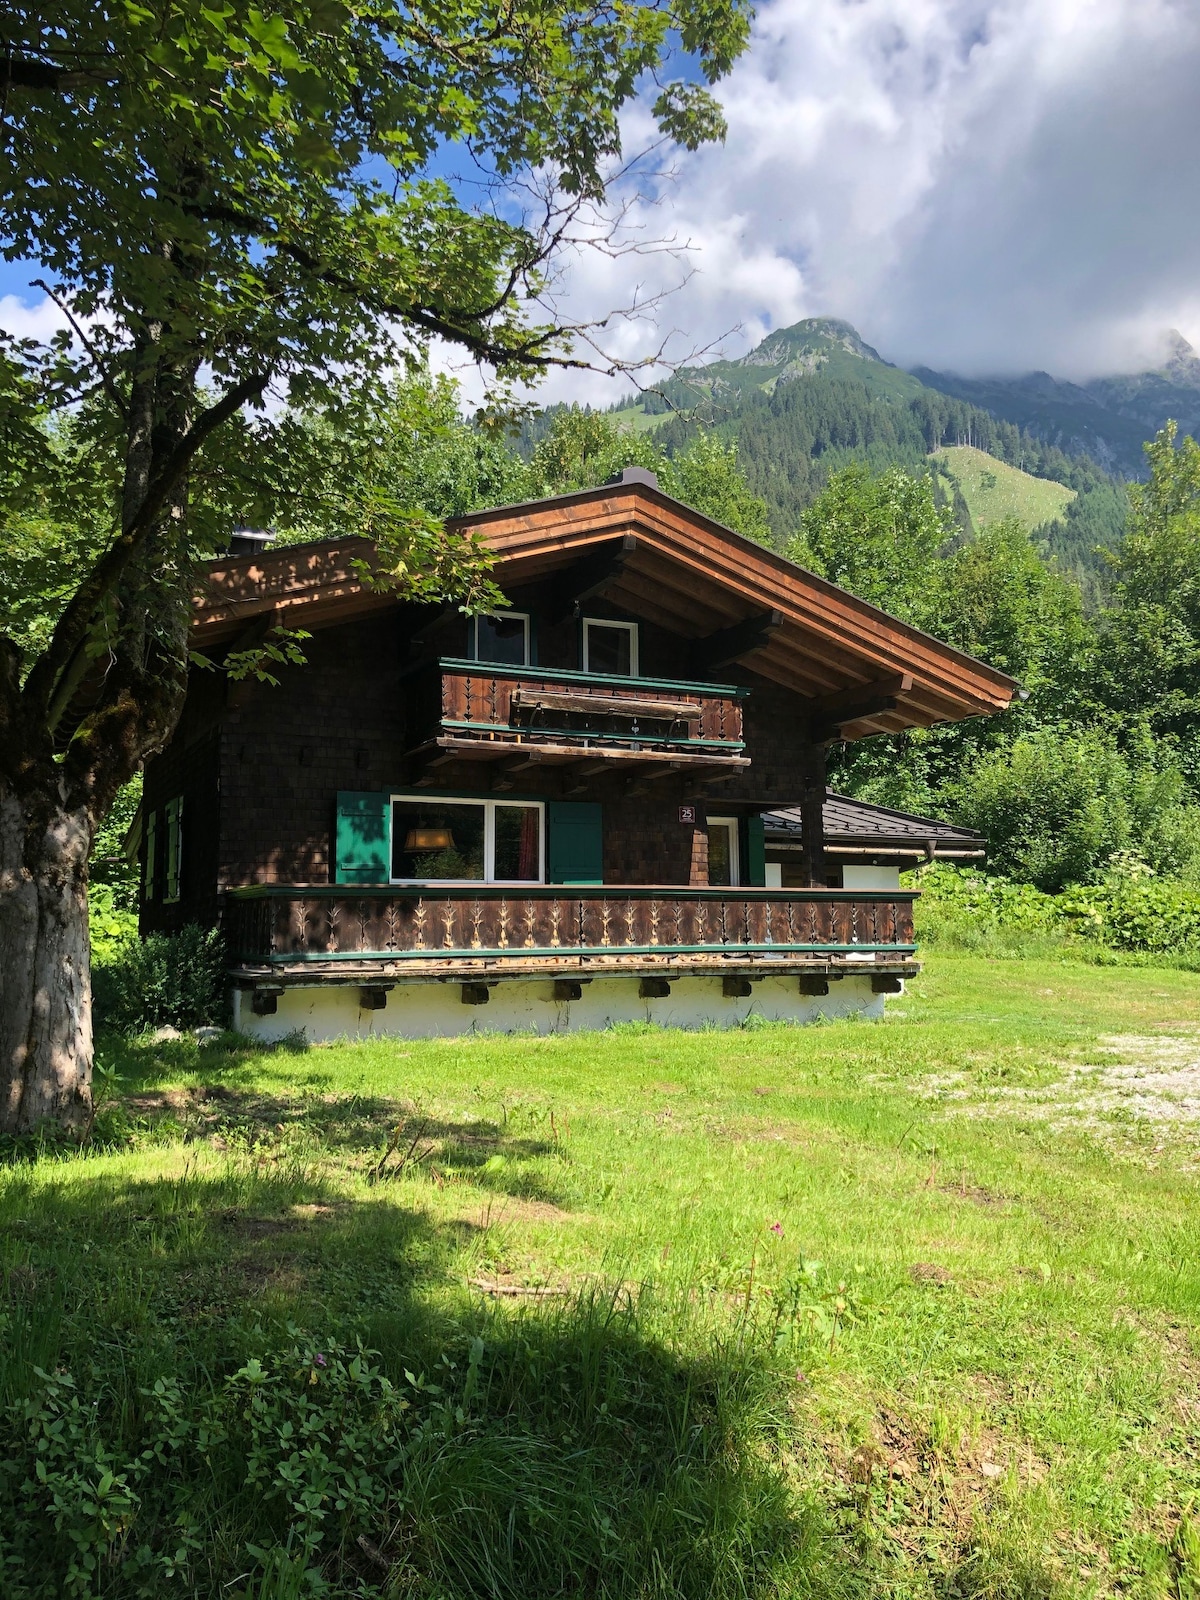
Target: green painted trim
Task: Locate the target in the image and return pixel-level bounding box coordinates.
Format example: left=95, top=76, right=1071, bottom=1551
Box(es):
left=438, top=658, right=750, bottom=698
left=237, top=943, right=919, bottom=964
left=441, top=718, right=745, bottom=751
left=227, top=884, right=918, bottom=902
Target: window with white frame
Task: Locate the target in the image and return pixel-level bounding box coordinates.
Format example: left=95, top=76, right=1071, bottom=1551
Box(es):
left=390, top=796, right=543, bottom=883
left=582, top=617, right=638, bottom=676
left=472, top=610, right=530, bottom=667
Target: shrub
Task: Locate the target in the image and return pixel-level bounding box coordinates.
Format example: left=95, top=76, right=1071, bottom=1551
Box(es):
left=913, top=862, right=1200, bottom=955
left=87, top=883, right=138, bottom=965
left=92, top=924, right=227, bottom=1033
left=948, top=728, right=1200, bottom=891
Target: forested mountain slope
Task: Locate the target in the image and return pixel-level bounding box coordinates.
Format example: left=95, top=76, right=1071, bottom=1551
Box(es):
left=916, top=331, right=1200, bottom=479
left=566, top=318, right=1128, bottom=585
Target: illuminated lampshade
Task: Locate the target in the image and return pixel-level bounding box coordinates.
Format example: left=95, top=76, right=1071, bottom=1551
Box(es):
left=404, top=827, right=454, bottom=851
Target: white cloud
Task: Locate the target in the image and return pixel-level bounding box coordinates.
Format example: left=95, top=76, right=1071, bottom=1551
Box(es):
left=507, top=0, right=1200, bottom=403
left=0, top=292, right=71, bottom=344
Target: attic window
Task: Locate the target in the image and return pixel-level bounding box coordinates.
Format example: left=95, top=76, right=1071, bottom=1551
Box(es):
left=473, top=611, right=530, bottom=667
left=582, top=618, right=638, bottom=677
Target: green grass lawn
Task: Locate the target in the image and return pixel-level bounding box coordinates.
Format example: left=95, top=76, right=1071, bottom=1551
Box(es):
left=5, top=955, right=1200, bottom=1598
left=933, top=445, right=1076, bottom=531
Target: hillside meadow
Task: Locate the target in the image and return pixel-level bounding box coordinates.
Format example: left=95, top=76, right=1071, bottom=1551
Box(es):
left=933, top=445, right=1076, bottom=532
left=4, top=954, right=1200, bottom=1597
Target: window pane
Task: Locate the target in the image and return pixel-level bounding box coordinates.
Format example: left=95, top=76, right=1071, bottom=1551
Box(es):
left=494, top=805, right=542, bottom=881
left=708, top=823, right=734, bottom=887
left=476, top=613, right=527, bottom=665
left=586, top=623, right=632, bottom=676
left=392, top=802, right=485, bottom=880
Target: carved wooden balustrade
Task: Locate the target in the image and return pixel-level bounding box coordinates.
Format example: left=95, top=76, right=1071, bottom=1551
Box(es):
left=407, top=660, right=750, bottom=774
left=225, top=884, right=917, bottom=979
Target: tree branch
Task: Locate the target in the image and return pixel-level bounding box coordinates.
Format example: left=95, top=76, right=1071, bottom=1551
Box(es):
left=21, top=368, right=271, bottom=728
left=31, top=278, right=128, bottom=420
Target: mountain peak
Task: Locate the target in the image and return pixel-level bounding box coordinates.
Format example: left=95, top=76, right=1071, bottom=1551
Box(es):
left=748, top=316, right=888, bottom=368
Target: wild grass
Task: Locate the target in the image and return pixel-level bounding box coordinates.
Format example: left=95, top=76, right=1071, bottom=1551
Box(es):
left=5, top=954, right=1200, bottom=1596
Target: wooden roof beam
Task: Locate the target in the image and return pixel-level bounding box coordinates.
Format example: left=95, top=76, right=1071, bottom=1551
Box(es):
left=690, top=610, right=784, bottom=675
left=542, top=535, right=637, bottom=623
left=810, top=673, right=915, bottom=743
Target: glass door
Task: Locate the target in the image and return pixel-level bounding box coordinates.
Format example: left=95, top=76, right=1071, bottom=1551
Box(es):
left=706, top=817, right=739, bottom=887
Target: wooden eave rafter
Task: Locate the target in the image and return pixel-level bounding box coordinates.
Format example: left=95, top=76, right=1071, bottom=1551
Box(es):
left=193, top=484, right=1018, bottom=735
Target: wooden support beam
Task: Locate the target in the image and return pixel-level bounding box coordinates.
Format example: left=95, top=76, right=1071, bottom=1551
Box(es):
left=797, top=975, right=829, bottom=996
left=461, top=983, right=490, bottom=1005
left=690, top=610, right=783, bottom=675
left=551, top=979, right=591, bottom=1002
left=722, top=976, right=753, bottom=998
left=563, top=759, right=614, bottom=796
left=359, top=986, right=392, bottom=1010
left=810, top=673, right=914, bottom=742
left=542, top=535, right=637, bottom=623
left=871, top=974, right=903, bottom=994
left=623, top=761, right=682, bottom=798
left=798, top=742, right=827, bottom=888
left=639, top=977, right=671, bottom=998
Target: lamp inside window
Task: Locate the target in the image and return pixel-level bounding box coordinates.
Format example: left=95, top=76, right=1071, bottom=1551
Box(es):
left=404, top=826, right=454, bottom=852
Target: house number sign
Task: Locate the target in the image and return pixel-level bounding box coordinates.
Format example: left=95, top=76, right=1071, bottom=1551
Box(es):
left=678, top=805, right=696, bottom=824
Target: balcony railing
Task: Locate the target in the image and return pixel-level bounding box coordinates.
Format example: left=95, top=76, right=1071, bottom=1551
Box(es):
left=225, top=884, right=917, bottom=979
left=408, top=660, right=750, bottom=774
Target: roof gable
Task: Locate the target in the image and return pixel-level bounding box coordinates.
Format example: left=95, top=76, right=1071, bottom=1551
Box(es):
left=195, top=475, right=1018, bottom=738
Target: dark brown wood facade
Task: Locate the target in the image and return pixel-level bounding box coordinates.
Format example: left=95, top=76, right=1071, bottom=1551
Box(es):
left=141, top=475, right=1016, bottom=985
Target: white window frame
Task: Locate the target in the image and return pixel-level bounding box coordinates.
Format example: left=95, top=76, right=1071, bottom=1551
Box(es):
left=472, top=610, right=531, bottom=667
left=582, top=616, right=639, bottom=677
left=706, top=816, right=740, bottom=888
left=389, top=795, right=545, bottom=885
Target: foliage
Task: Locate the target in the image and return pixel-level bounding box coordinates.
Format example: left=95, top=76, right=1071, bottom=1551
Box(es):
left=92, top=926, right=227, bottom=1034
left=88, top=777, right=142, bottom=916
left=944, top=729, right=1200, bottom=891
left=786, top=463, right=956, bottom=621
left=1093, top=422, right=1200, bottom=782
left=526, top=409, right=772, bottom=541
left=87, top=884, right=138, bottom=968
left=913, top=860, right=1200, bottom=954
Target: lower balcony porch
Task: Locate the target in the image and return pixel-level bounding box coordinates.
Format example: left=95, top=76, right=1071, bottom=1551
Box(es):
left=225, top=884, right=917, bottom=1040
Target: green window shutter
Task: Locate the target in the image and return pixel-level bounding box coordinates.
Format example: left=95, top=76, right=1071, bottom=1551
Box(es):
left=144, top=809, right=158, bottom=902
left=745, top=815, right=766, bottom=887
left=336, top=792, right=391, bottom=884
left=547, top=801, right=603, bottom=885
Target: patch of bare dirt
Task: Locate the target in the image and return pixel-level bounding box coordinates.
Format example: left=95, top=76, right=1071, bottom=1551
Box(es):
left=909, top=1262, right=953, bottom=1285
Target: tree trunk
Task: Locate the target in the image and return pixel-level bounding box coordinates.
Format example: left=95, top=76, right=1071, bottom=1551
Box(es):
left=0, top=782, right=93, bottom=1135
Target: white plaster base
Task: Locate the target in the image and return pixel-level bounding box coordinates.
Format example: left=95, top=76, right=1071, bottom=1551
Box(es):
left=230, top=973, right=890, bottom=1043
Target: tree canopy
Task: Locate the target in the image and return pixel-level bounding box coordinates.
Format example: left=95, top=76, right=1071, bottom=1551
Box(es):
left=0, top=0, right=753, bottom=1133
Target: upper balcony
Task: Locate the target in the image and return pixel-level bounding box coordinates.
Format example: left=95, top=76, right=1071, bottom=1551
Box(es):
left=406, top=659, right=750, bottom=782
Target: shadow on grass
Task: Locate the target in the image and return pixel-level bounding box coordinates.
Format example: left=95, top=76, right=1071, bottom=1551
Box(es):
left=0, top=1157, right=847, bottom=1600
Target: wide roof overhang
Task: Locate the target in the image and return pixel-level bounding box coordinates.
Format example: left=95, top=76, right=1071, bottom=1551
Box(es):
left=194, top=479, right=1019, bottom=739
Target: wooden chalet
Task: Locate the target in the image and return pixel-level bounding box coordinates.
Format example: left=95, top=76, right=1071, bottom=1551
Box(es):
left=139, top=468, right=1016, bottom=1038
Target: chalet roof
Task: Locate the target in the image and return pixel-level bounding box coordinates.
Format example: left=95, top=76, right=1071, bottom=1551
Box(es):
left=764, top=792, right=984, bottom=854
left=193, top=471, right=1019, bottom=739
